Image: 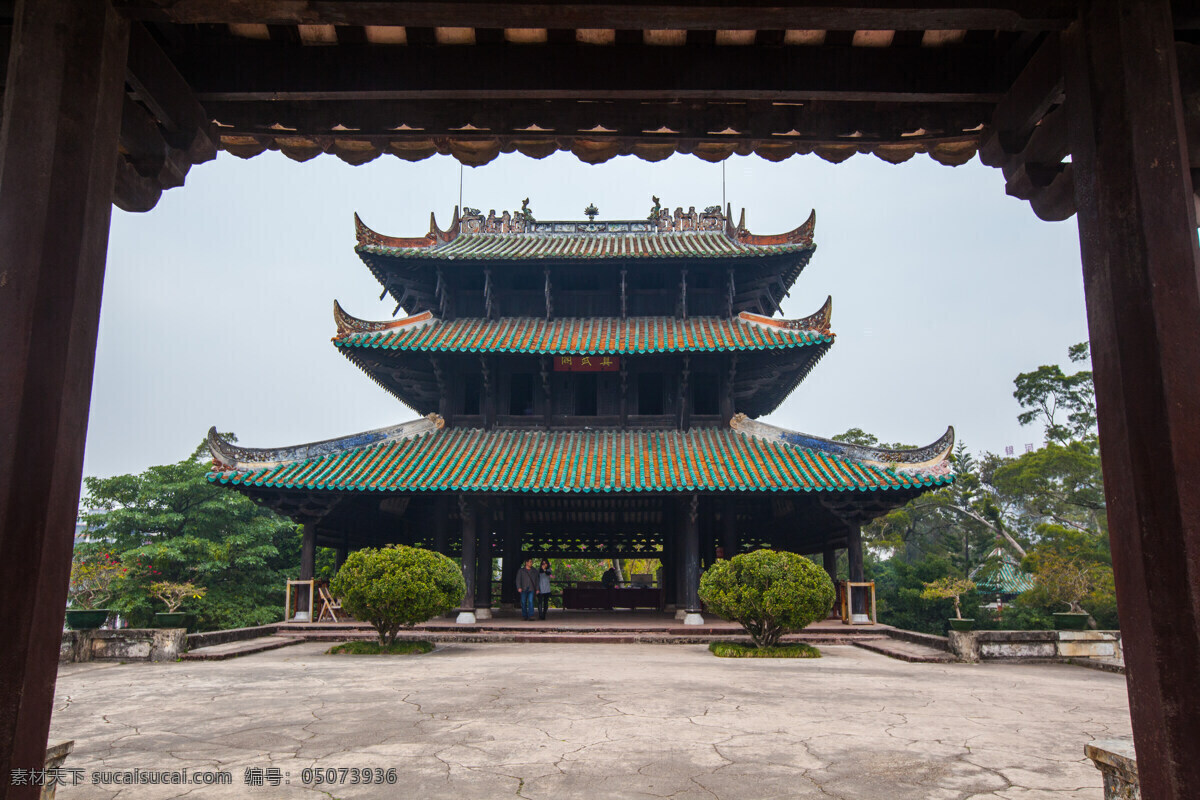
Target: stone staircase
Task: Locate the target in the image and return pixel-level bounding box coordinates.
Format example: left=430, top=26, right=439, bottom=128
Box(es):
left=181, top=633, right=304, bottom=661
left=178, top=617, right=957, bottom=662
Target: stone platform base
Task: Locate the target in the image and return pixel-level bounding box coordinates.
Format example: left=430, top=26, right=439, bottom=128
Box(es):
left=60, top=628, right=186, bottom=663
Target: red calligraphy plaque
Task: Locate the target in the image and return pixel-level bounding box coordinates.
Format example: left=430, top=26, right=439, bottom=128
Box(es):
left=552, top=355, right=621, bottom=372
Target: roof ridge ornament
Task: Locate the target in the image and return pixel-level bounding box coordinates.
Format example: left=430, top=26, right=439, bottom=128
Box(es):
left=333, top=301, right=435, bottom=336
left=354, top=212, right=437, bottom=249
left=429, top=206, right=461, bottom=243
left=729, top=414, right=955, bottom=475
left=737, top=295, right=833, bottom=333
left=208, top=414, right=445, bottom=472
left=735, top=208, right=816, bottom=247
left=356, top=205, right=818, bottom=244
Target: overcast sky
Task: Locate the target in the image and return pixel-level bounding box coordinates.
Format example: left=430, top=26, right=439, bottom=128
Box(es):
left=83, top=149, right=1089, bottom=480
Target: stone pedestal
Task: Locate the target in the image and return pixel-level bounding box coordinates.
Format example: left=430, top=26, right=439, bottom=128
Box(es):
left=1086, top=739, right=1140, bottom=799
left=42, top=741, right=74, bottom=800
left=682, top=613, right=705, bottom=626
left=455, top=611, right=476, bottom=624
left=474, top=607, right=493, bottom=620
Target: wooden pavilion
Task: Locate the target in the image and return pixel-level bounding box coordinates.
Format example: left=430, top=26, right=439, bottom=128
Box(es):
left=1, top=2, right=1198, bottom=797
left=204, top=204, right=955, bottom=622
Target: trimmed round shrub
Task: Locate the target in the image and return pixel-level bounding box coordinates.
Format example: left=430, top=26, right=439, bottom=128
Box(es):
left=330, top=545, right=465, bottom=646
left=699, top=550, right=835, bottom=648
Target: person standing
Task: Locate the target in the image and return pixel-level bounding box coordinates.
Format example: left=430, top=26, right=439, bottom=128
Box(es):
left=537, top=559, right=554, bottom=620
left=516, top=558, right=538, bottom=620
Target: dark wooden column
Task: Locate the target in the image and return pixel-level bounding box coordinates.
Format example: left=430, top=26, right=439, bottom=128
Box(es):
left=846, top=524, right=864, bottom=582
left=661, top=500, right=676, bottom=610
left=1063, top=3, right=1200, bottom=795
left=335, top=532, right=348, bottom=570
left=457, top=496, right=477, bottom=622
left=822, top=540, right=837, bottom=584
left=721, top=498, right=737, bottom=559
left=433, top=496, right=449, bottom=554
left=0, top=1, right=129, bottom=788
left=475, top=502, right=493, bottom=616
left=299, top=523, right=317, bottom=580
left=501, top=500, right=521, bottom=608
left=682, top=495, right=702, bottom=621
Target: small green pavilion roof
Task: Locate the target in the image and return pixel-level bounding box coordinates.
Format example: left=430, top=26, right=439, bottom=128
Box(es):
left=971, top=548, right=1036, bottom=595
left=207, top=414, right=954, bottom=495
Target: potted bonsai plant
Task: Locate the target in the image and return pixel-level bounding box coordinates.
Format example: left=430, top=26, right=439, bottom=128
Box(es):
left=921, top=577, right=977, bottom=632
left=66, top=554, right=122, bottom=630
left=149, top=581, right=206, bottom=628
left=1034, top=552, right=1095, bottom=630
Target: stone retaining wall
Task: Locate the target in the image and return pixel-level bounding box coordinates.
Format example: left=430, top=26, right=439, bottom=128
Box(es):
left=60, top=629, right=187, bottom=663
left=948, top=629, right=1122, bottom=664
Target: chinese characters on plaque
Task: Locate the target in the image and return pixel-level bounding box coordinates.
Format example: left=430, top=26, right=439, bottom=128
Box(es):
left=552, top=355, right=620, bottom=372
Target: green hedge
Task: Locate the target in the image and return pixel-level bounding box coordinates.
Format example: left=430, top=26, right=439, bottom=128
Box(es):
left=331, top=546, right=464, bottom=645
left=699, top=550, right=834, bottom=647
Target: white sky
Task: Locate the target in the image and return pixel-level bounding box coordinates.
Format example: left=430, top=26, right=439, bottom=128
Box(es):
left=83, top=149, right=1089, bottom=479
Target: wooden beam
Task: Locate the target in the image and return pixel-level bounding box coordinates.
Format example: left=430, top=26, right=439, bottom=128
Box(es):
left=979, top=32, right=1063, bottom=163
left=114, top=0, right=1078, bottom=30
left=180, top=41, right=1006, bottom=104
left=0, top=0, right=129, bottom=793
left=126, top=22, right=216, bottom=160
left=1063, top=1, right=1200, bottom=796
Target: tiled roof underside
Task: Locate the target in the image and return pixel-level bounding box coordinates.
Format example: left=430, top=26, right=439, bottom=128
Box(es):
left=335, top=316, right=832, bottom=354
left=209, top=426, right=952, bottom=494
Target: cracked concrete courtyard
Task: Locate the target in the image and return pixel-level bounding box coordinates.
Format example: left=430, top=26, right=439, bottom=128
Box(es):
left=50, top=642, right=1130, bottom=799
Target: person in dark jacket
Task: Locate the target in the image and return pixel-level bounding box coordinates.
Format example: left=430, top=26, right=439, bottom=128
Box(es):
left=516, top=558, right=538, bottom=620
left=537, top=559, right=554, bottom=620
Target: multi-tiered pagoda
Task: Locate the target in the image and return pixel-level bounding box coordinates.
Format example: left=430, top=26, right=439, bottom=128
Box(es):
left=208, top=202, right=953, bottom=624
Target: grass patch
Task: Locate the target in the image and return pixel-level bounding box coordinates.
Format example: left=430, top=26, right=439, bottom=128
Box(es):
left=708, top=641, right=821, bottom=659
left=326, top=640, right=434, bottom=656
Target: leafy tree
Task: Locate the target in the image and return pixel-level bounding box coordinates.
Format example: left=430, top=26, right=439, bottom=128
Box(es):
left=852, top=340, right=1119, bottom=632
left=870, top=554, right=978, bottom=635
left=331, top=545, right=464, bottom=645
left=920, top=577, right=976, bottom=620
left=699, top=550, right=834, bottom=647
left=78, top=438, right=301, bottom=630
left=1014, top=342, right=1097, bottom=446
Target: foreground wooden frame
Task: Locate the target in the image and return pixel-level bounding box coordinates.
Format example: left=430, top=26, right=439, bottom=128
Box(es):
left=1, top=1, right=1198, bottom=797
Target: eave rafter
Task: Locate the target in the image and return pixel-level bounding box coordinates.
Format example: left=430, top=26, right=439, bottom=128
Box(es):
left=113, top=1, right=1080, bottom=30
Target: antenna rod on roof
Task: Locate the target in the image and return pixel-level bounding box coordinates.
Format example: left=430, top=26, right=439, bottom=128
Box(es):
left=722, top=160, right=726, bottom=215
left=458, top=162, right=463, bottom=213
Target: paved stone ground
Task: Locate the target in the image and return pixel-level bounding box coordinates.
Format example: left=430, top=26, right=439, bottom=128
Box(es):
left=49, top=642, right=1130, bottom=799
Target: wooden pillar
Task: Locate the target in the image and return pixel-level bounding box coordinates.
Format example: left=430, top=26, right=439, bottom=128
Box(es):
left=822, top=540, right=837, bottom=584
left=681, top=495, right=702, bottom=623
left=501, top=500, right=521, bottom=608
left=457, top=497, right=477, bottom=623
left=719, top=354, right=737, bottom=426
left=846, top=525, right=863, bottom=582
left=661, top=500, right=676, bottom=610
left=433, top=496, right=449, bottom=554
left=299, top=523, right=317, bottom=580
left=846, top=524, right=865, bottom=615
left=0, top=1, right=129, bottom=786
left=335, top=532, right=348, bottom=571
left=475, top=503, right=492, bottom=617
left=1063, top=4, right=1200, bottom=795
left=722, top=498, right=737, bottom=559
